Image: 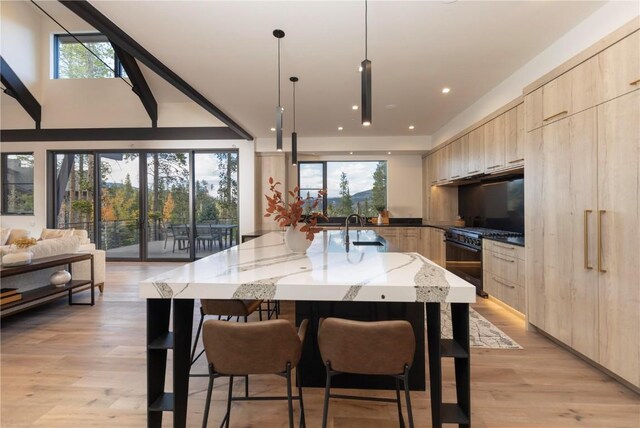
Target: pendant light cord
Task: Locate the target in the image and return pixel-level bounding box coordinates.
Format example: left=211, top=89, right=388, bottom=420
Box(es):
left=293, top=81, right=296, bottom=131
left=277, top=38, right=281, bottom=106
left=365, top=0, right=368, bottom=60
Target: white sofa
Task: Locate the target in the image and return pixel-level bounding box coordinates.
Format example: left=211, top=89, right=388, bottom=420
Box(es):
left=1, top=228, right=106, bottom=292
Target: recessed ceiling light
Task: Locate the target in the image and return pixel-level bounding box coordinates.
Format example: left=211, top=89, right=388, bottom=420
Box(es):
left=385, top=104, right=397, bottom=110
left=352, top=105, right=359, bottom=110
left=358, top=66, right=363, bottom=72
left=387, top=152, right=392, bottom=155
left=270, top=127, right=276, bottom=131
left=409, top=125, right=415, bottom=130
left=350, top=151, right=353, bottom=155
left=442, top=87, right=451, bottom=94
left=363, top=121, right=371, bottom=127
left=338, top=126, right=343, bottom=131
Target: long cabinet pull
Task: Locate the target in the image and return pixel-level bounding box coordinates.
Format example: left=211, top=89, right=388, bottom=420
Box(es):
left=630, top=79, right=640, bottom=86
left=486, top=164, right=502, bottom=169
left=598, top=210, right=607, bottom=273
left=584, top=209, right=593, bottom=270
left=492, top=277, right=516, bottom=289
left=493, top=243, right=515, bottom=250
left=451, top=175, right=461, bottom=179
left=492, top=254, right=515, bottom=263
left=543, top=110, right=568, bottom=122
left=467, top=169, right=481, bottom=174
left=508, top=158, right=525, bottom=164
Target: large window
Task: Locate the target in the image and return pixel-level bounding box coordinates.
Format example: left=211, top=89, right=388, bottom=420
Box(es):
left=1, top=153, right=34, bottom=215
left=54, top=34, right=126, bottom=79
left=299, top=161, right=387, bottom=217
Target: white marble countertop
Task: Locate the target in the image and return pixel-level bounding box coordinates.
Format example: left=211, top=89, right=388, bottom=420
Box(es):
left=140, top=230, right=476, bottom=303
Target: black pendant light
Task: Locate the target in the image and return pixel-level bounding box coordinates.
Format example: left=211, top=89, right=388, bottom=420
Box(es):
left=290, top=76, right=299, bottom=166
left=361, top=0, right=372, bottom=126
left=273, top=29, right=285, bottom=151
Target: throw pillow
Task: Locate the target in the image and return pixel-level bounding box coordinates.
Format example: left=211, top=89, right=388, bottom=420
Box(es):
left=40, top=228, right=75, bottom=240
left=30, top=236, right=81, bottom=259
left=0, top=228, right=10, bottom=246
left=6, top=229, right=29, bottom=244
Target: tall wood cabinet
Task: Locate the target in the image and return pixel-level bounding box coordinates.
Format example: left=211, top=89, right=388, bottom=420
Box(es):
left=525, top=26, right=639, bottom=387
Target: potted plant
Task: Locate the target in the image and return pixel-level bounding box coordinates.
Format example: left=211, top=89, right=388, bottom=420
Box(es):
left=264, top=177, right=326, bottom=253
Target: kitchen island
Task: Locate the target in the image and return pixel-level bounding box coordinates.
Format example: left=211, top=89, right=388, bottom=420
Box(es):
left=140, top=230, right=476, bottom=427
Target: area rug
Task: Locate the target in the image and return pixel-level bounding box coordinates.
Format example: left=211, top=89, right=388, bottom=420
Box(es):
left=439, top=304, right=523, bottom=349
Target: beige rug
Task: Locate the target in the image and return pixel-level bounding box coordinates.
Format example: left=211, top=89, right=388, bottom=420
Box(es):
left=439, top=304, right=523, bottom=349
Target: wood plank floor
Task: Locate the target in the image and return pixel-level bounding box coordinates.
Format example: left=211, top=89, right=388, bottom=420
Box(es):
left=1, top=262, right=638, bottom=427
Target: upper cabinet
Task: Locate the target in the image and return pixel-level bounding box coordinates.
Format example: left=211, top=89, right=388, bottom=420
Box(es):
left=448, top=136, right=466, bottom=180
left=505, top=104, right=525, bottom=167
left=484, top=112, right=506, bottom=172
left=466, top=126, right=485, bottom=176
left=525, top=30, right=640, bottom=132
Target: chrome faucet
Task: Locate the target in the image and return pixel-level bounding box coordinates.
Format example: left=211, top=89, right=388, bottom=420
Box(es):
left=344, top=213, right=365, bottom=245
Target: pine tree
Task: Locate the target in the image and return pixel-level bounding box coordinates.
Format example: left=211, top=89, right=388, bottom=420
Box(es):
left=371, top=162, right=387, bottom=212
left=337, top=172, right=353, bottom=216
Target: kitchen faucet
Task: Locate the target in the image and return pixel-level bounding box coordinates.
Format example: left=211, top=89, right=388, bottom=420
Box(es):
left=344, top=213, right=365, bottom=245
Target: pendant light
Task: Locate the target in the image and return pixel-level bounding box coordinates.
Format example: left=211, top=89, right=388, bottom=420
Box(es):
left=290, top=76, right=299, bottom=166
left=361, top=0, right=372, bottom=126
left=273, top=29, right=285, bottom=151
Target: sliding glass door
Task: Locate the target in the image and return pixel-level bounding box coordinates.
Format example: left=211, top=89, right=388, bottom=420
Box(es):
left=49, top=149, right=238, bottom=261
left=146, top=152, right=191, bottom=260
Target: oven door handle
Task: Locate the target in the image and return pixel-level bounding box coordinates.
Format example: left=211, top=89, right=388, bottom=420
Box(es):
left=445, top=240, right=481, bottom=253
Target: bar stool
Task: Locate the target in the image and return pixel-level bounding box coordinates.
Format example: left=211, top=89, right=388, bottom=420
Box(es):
left=191, top=299, right=263, bottom=365
left=318, top=317, right=416, bottom=428
left=201, top=319, right=309, bottom=428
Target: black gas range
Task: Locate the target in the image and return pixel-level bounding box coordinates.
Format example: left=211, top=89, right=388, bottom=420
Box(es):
left=444, top=227, right=523, bottom=297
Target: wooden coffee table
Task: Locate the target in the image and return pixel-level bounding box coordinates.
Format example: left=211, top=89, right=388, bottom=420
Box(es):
left=1, top=253, right=95, bottom=318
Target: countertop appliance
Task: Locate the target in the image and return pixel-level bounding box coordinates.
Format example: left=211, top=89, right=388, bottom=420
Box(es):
left=444, top=227, right=523, bottom=297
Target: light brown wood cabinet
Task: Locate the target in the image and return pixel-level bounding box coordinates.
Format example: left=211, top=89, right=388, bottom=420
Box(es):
left=596, top=90, right=640, bottom=387
left=483, top=240, right=525, bottom=313
left=419, top=227, right=445, bottom=267
left=526, top=90, right=640, bottom=387
left=448, top=137, right=465, bottom=180
left=484, top=113, right=506, bottom=172
left=525, top=30, right=639, bottom=132
left=466, top=126, right=485, bottom=176
left=401, top=228, right=419, bottom=253
left=505, top=104, right=525, bottom=167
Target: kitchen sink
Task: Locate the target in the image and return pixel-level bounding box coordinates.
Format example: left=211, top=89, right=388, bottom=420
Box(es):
left=352, top=241, right=384, bottom=246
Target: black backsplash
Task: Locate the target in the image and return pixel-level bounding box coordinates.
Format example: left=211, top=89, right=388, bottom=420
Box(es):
left=458, top=175, right=525, bottom=233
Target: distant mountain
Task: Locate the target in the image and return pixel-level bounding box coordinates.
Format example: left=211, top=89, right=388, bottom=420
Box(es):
left=326, top=189, right=372, bottom=207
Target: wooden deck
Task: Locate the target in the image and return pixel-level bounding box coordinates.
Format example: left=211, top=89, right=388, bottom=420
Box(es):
left=0, top=262, right=638, bottom=427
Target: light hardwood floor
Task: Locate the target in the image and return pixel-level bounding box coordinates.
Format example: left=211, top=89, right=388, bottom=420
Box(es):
left=1, top=262, right=638, bottom=427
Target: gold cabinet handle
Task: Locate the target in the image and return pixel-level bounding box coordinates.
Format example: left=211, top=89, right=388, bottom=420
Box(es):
left=508, top=158, right=525, bottom=164
left=467, top=169, right=481, bottom=174
left=598, top=210, right=606, bottom=273
left=451, top=175, right=461, bottom=179
left=486, top=164, right=503, bottom=170
left=492, top=277, right=516, bottom=289
left=584, top=210, right=592, bottom=270
left=630, top=79, right=640, bottom=86
left=543, top=110, right=568, bottom=122
left=493, top=243, right=515, bottom=250
left=492, top=254, right=515, bottom=263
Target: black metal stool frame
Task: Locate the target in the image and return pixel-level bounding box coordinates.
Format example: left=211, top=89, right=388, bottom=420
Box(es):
left=321, top=361, right=414, bottom=428
left=202, top=362, right=306, bottom=428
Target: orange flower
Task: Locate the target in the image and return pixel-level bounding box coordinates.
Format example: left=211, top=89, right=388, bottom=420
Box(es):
left=264, top=178, right=327, bottom=241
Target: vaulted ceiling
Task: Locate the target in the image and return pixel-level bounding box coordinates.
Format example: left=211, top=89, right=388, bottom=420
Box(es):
left=35, top=1, right=606, bottom=138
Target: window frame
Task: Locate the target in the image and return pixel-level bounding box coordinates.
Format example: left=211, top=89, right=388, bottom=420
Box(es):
left=1, top=152, right=35, bottom=216
left=53, top=33, right=126, bottom=79
left=297, top=160, right=388, bottom=218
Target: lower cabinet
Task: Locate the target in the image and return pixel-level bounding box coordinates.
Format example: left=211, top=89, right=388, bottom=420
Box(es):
left=483, top=240, right=525, bottom=313
left=419, top=227, right=445, bottom=267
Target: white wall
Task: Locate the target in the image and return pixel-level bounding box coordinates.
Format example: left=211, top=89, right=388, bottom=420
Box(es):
left=431, top=1, right=640, bottom=147
left=0, top=140, right=255, bottom=237
left=255, top=135, right=431, bottom=154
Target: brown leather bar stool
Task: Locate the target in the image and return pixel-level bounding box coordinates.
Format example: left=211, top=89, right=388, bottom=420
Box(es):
left=318, top=317, right=416, bottom=428
left=201, top=319, right=309, bottom=428
left=191, top=299, right=263, bottom=366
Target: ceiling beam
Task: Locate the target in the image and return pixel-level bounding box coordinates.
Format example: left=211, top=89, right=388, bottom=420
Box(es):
left=1, top=126, right=243, bottom=142
left=59, top=0, right=254, bottom=141
left=111, top=42, right=158, bottom=127
left=0, top=56, right=42, bottom=129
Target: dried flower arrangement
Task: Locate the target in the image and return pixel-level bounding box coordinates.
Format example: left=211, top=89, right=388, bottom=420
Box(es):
left=13, top=237, right=37, bottom=249
left=264, top=177, right=327, bottom=241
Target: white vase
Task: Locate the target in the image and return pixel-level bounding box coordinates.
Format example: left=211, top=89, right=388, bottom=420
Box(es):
left=284, top=226, right=312, bottom=254
left=50, top=270, right=72, bottom=287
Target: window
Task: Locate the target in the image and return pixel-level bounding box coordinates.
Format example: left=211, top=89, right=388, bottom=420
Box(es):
left=54, top=34, right=126, bottom=79
left=1, top=153, right=34, bottom=215
left=299, top=161, right=387, bottom=217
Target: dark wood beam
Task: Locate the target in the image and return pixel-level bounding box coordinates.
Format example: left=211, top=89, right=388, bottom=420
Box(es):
left=1, top=127, right=243, bottom=142
left=0, top=56, right=42, bottom=129
left=59, top=0, right=253, bottom=141
left=111, top=42, right=158, bottom=127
